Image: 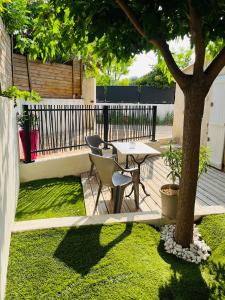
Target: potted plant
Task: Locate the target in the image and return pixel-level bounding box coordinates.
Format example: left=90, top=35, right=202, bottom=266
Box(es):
left=160, top=143, right=210, bottom=219
left=1, top=86, right=41, bottom=161
left=17, top=112, right=39, bottom=161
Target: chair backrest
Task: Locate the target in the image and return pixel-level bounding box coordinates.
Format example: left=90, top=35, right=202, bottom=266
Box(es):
left=89, top=154, right=118, bottom=187
left=85, top=135, right=103, bottom=155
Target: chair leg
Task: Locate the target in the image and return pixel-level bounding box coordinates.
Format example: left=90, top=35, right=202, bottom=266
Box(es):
left=94, top=182, right=102, bottom=214
left=111, top=188, right=114, bottom=201
left=90, top=162, right=94, bottom=176
left=114, top=186, right=125, bottom=213
left=112, top=187, right=117, bottom=213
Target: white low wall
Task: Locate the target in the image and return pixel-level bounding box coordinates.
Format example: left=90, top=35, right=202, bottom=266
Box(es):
left=19, top=140, right=165, bottom=183
left=17, top=98, right=84, bottom=113
left=156, top=104, right=174, bottom=118
left=17, top=78, right=97, bottom=110
left=0, top=97, right=20, bottom=300
left=20, top=148, right=119, bottom=183
left=38, top=98, right=84, bottom=105
left=20, top=149, right=92, bottom=183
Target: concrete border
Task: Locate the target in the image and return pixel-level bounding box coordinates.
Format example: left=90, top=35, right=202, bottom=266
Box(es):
left=12, top=211, right=164, bottom=232
left=12, top=205, right=225, bottom=233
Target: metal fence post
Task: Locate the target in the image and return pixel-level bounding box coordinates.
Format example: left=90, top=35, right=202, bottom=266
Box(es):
left=23, top=105, right=32, bottom=163
left=103, top=105, right=109, bottom=148
left=151, top=105, right=157, bottom=141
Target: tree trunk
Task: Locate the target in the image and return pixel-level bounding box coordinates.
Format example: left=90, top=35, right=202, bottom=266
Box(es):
left=175, top=88, right=205, bottom=247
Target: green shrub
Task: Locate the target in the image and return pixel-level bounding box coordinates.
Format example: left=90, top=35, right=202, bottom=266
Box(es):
left=0, top=86, right=41, bottom=107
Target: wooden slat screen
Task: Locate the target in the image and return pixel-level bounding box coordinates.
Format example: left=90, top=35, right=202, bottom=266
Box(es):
left=13, top=54, right=82, bottom=98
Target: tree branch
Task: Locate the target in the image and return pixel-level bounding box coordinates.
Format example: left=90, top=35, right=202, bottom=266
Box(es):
left=116, top=0, right=190, bottom=89
left=188, top=0, right=205, bottom=74
left=205, top=46, right=225, bottom=86
left=153, top=39, right=191, bottom=89
left=116, top=0, right=145, bottom=37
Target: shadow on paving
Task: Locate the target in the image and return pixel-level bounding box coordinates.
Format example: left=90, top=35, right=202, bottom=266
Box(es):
left=54, top=223, right=133, bottom=276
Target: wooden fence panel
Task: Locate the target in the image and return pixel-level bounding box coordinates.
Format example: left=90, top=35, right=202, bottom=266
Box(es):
left=13, top=54, right=82, bottom=98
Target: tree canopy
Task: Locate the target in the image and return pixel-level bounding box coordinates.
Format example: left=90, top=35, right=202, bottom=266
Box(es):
left=2, top=1, right=225, bottom=65
left=2, top=0, right=225, bottom=90
left=1, top=0, right=134, bottom=86
left=86, top=56, right=134, bottom=86
left=0, top=0, right=10, bottom=13
left=132, top=66, right=173, bottom=88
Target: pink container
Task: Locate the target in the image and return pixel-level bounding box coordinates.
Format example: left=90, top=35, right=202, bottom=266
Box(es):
left=19, top=129, right=39, bottom=161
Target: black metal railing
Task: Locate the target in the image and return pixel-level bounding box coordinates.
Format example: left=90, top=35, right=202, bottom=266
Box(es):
left=21, top=104, right=157, bottom=163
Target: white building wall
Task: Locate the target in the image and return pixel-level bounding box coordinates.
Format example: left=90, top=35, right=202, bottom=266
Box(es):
left=173, top=65, right=211, bottom=145
left=0, top=18, right=12, bottom=91
left=0, top=18, right=19, bottom=300
left=0, top=98, right=20, bottom=300
left=155, top=104, right=174, bottom=118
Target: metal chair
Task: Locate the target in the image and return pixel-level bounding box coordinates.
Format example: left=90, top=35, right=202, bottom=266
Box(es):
left=85, top=135, right=117, bottom=176
left=89, top=154, right=139, bottom=214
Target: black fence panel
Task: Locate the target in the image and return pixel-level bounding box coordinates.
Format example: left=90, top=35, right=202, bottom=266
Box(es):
left=140, top=86, right=175, bottom=104
left=96, top=86, right=105, bottom=102
left=107, top=86, right=139, bottom=103
left=97, top=86, right=140, bottom=103
left=22, top=104, right=157, bottom=162
left=106, top=105, right=157, bottom=142
left=96, top=86, right=175, bottom=104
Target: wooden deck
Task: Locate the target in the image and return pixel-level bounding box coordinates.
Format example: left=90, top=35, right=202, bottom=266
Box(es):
left=81, top=155, right=225, bottom=216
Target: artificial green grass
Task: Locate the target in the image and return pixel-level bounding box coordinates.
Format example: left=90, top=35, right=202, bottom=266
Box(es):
left=16, top=176, right=85, bottom=221
left=6, top=215, right=225, bottom=300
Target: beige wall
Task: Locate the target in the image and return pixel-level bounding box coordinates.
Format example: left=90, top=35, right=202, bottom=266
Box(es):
left=0, top=18, right=12, bottom=91
left=82, top=77, right=96, bottom=105
left=0, top=97, right=20, bottom=300
left=172, top=65, right=211, bottom=145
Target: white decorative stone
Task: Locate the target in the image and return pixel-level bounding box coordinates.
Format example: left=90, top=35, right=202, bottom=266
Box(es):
left=160, top=225, right=211, bottom=264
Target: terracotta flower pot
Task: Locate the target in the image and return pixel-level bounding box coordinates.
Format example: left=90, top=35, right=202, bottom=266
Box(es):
left=19, top=129, right=39, bottom=161
left=160, top=184, right=179, bottom=219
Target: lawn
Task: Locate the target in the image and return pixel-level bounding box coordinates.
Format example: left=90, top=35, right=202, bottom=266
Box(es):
left=16, top=176, right=85, bottom=221
left=6, top=215, right=225, bottom=300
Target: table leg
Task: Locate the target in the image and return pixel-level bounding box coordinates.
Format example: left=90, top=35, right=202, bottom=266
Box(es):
left=126, top=154, right=150, bottom=197
left=126, top=185, right=134, bottom=197
left=140, top=181, right=150, bottom=196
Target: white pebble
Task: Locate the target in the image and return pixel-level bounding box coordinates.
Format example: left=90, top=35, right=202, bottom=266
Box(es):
left=160, top=225, right=211, bottom=264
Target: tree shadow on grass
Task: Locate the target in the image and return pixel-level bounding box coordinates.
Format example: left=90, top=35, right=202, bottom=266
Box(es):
left=16, top=176, right=84, bottom=219
left=19, top=176, right=81, bottom=191
left=54, top=223, right=133, bottom=276
left=15, top=189, right=82, bottom=217
left=157, top=240, right=210, bottom=300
